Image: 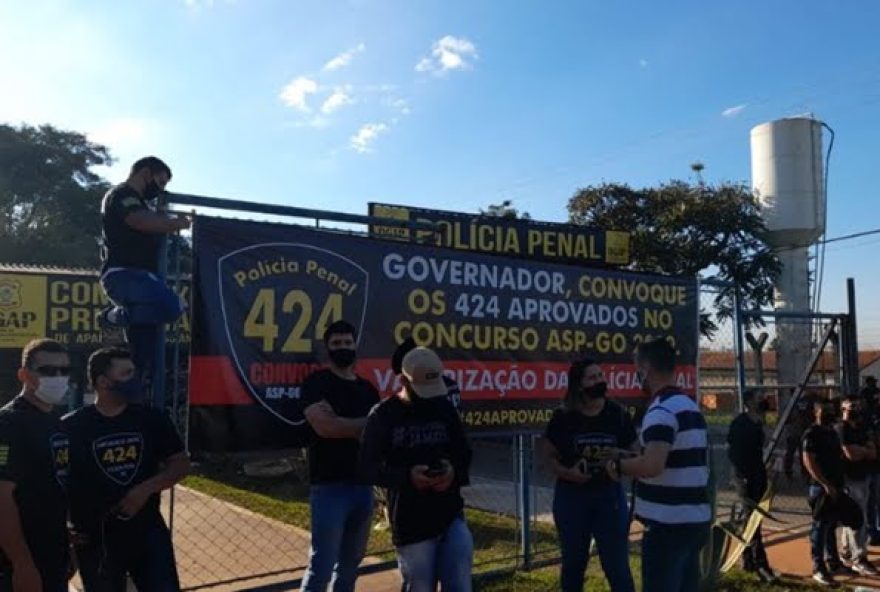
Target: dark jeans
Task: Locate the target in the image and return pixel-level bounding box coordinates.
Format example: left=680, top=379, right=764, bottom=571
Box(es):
left=808, top=484, right=840, bottom=572
left=868, top=474, right=880, bottom=538
left=301, top=484, right=374, bottom=592
left=75, top=514, right=180, bottom=591
left=552, top=481, right=635, bottom=592
left=641, top=522, right=709, bottom=592
left=101, top=268, right=183, bottom=390
left=733, top=473, right=770, bottom=570
left=783, top=429, right=804, bottom=478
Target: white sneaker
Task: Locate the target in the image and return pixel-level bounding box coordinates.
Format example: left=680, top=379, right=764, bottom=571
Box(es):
left=812, top=571, right=838, bottom=587
left=854, top=561, right=879, bottom=576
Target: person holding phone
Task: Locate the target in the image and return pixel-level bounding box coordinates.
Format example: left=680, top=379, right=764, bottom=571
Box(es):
left=64, top=347, right=190, bottom=591
left=359, top=347, right=473, bottom=592
left=542, top=358, right=637, bottom=592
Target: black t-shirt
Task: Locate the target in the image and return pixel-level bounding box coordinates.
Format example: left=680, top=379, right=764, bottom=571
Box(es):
left=101, top=183, right=162, bottom=273
left=62, top=404, right=184, bottom=533
left=803, top=424, right=845, bottom=488
left=727, top=413, right=765, bottom=479
left=544, top=400, right=637, bottom=488
left=0, top=397, right=69, bottom=578
left=300, top=369, right=379, bottom=484
left=358, top=395, right=471, bottom=546
left=835, top=421, right=873, bottom=481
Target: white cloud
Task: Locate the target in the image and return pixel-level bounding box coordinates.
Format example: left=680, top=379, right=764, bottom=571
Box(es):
left=284, top=116, right=332, bottom=129
left=415, top=35, right=478, bottom=75
left=722, top=104, right=747, bottom=118
left=279, top=77, right=318, bottom=112
left=88, top=117, right=148, bottom=147
left=382, top=97, right=411, bottom=116
left=639, top=58, right=649, bottom=68
left=183, top=0, right=236, bottom=8
left=323, top=43, right=366, bottom=72
left=321, top=88, right=354, bottom=114
left=350, top=123, right=388, bottom=153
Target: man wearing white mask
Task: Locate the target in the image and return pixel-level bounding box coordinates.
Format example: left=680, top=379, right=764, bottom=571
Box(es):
left=0, top=339, right=72, bottom=592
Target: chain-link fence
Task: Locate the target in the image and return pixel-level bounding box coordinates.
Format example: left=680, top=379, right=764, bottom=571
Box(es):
left=160, top=281, right=751, bottom=590
left=162, top=434, right=529, bottom=590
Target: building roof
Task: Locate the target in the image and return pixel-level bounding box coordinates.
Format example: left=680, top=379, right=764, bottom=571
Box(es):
left=700, top=349, right=880, bottom=372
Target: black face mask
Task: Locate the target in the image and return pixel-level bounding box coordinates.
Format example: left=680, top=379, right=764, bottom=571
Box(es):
left=581, top=382, right=608, bottom=400
left=328, top=348, right=356, bottom=368
left=143, top=178, right=162, bottom=201
left=756, top=400, right=770, bottom=414
left=820, top=411, right=837, bottom=426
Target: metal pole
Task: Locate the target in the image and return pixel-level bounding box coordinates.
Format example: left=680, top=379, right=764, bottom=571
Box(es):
left=152, top=206, right=169, bottom=410
left=168, top=229, right=183, bottom=534
left=733, top=290, right=748, bottom=413
left=518, top=434, right=532, bottom=569
left=847, top=278, right=859, bottom=394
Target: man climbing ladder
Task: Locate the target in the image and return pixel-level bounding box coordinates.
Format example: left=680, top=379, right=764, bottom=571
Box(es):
left=99, top=156, right=191, bottom=398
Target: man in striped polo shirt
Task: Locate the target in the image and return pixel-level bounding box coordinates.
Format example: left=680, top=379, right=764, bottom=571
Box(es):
left=605, top=338, right=710, bottom=592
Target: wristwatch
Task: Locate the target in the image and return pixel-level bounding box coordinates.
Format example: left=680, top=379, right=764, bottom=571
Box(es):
left=608, top=458, right=622, bottom=479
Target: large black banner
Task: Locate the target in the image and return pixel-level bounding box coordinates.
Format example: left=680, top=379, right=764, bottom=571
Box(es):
left=190, top=216, right=697, bottom=451
left=368, top=202, right=631, bottom=267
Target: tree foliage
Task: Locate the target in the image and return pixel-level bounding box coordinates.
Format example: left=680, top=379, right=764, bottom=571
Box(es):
left=480, top=199, right=531, bottom=220
left=568, top=180, right=780, bottom=337
left=0, top=123, right=111, bottom=268
left=0, top=123, right=192, bottom=273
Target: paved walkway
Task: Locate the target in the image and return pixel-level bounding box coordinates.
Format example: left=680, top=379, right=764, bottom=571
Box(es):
left=69, top=487, right=402, bottom=592
left=764, top=521, right=880, bottom=590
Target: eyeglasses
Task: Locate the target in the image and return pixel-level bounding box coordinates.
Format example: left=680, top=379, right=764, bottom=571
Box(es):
left=33, top=365, right=72, bottom=377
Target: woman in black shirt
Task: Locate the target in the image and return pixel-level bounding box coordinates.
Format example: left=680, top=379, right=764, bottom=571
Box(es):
left=542, top=358, right=637, bottom=592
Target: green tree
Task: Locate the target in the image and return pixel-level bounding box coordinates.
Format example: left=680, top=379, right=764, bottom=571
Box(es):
left=0, top=123, right=192, bottom=274
left=568, top=180, right=780, bottom=336
left=0, top=123, right=111, bottom=268
left=480, top=199, right=531, bottom=220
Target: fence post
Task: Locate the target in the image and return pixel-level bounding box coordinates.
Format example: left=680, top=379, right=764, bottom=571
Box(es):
left=151, top=208, right=169, bottom=409
left=846, top=278, right=859, bottom=394
left=732, top=289, right=748, bottom=413
left=517, top=434, right=532, bottom=570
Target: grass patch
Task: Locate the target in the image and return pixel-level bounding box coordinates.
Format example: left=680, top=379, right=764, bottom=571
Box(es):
left=478, top=564, right=823, bottom=591
left=183, top=460, right=538, bottom=569
left=185, top=461, right=819, bottom=590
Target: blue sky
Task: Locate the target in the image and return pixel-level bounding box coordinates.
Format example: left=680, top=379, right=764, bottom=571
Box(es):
left=3, top=0, right=880, bottom=347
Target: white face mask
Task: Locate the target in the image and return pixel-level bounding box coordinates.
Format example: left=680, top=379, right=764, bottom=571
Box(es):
left=34, top=376, right=69, bottom=405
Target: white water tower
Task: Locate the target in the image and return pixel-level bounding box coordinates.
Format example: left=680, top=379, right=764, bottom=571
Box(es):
left=750, top=117, right=825, bottom=407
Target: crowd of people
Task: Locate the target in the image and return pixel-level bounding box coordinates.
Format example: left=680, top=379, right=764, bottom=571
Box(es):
left=0, top=332, right=707, bottom=592
left=2, top=154, right=871, bottom=592
left=725, top=377, right=880, bottom=588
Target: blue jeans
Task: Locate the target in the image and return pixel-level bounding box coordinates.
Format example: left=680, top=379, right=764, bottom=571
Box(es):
left=75, top=514, right=180, bottom=591
left=301, top=484, right=374, bottom=592
left=101, top=268, right=183, bottom=387
left=552, top=482, right=634, bottom=592
left=808, top=484, right=840, bottom=571
left=868, top=474, right=880, bottom=538
left=641, top=522, right=708, bottom=592
left=395, top=516, right=473, bottom=592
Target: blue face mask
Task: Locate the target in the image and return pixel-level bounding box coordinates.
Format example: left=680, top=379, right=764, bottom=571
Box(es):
left=112, top=376, right=143, bottom=401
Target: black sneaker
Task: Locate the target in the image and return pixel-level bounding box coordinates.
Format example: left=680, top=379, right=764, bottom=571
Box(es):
left=812, top=570, right=838, bottom=587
